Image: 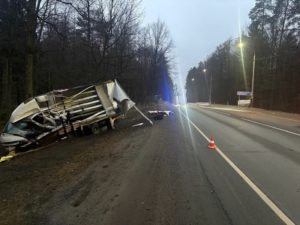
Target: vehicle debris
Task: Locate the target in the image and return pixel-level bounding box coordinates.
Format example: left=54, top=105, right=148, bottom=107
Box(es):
left=134, top=106, right=154, bottom=125
left=148, top=110, right=174, bottom=120
left=0, top=80, right=152, bottom=153
left=132, top=123, right=144, bottom=127
left=148, top=110, right=174, bottom=116
left=0, top=152, right=15, bottom=163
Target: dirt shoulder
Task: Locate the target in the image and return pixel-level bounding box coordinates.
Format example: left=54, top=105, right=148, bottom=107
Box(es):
left=0, top=104, right=170, bottom=225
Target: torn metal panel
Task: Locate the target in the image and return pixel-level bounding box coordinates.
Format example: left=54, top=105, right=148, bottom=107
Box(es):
left=0, top=80, right=136, bottom=149
left=134, top=106, right=154, bottom=125
left=113, top=80, right=135, bottom=111
left=95, top=85, right=115, bottom=117
left=10, top=99, right=40, bottom=123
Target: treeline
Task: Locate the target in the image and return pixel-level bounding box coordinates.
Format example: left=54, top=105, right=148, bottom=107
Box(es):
left=186, top=0, right=300, bottom=113
left=0, top=0, right=175, bottom=121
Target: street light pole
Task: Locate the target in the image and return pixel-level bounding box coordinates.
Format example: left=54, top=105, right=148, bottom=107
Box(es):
left=203, top=68, right=212, bottom=105
left=237, top=39, right=256, bottom=107
left=209, top=73, right=212, bottom=105
left=251, top=52, right=256, bottom=107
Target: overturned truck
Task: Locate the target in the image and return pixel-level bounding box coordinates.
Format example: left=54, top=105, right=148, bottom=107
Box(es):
left=0, top=80, right=136, bottom=150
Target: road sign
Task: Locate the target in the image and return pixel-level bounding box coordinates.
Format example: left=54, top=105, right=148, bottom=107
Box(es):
left=237, top=91, right=252, bottom=96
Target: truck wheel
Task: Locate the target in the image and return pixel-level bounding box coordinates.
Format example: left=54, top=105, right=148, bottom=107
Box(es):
left=105, top=118, right=113, bottom=130
left=82, top=126, right=92, bottom=135
left=91, top=123, right=100, bottom=134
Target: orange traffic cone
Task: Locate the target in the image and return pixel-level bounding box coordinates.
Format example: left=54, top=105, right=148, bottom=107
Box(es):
left=208, top=136, right=216, bottom=150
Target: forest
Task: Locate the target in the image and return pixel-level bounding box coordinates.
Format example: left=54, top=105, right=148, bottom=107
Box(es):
left=186, top=0, right=300, bottom=113
left=0, top=0, right=175, bottom=123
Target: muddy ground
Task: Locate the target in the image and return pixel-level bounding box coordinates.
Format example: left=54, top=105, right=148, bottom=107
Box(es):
left=0, top=105, right=160, bottom=225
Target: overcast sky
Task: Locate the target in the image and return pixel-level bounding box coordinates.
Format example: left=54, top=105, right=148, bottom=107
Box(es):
left=142, top=0, right=255, bottom=86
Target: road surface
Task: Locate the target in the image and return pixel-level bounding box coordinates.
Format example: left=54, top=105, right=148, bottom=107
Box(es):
left=0, top=104, right=299, bottom=225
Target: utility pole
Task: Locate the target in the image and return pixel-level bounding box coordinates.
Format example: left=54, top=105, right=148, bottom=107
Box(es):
left=209, top=73, right=212, bottom=105
left=251, top=52, right=256, bottom=107
left=203, top=68, right=212, bottom=105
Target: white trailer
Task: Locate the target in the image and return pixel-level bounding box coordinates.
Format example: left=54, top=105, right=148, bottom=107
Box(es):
left=0, top=80, right=136, bottom=149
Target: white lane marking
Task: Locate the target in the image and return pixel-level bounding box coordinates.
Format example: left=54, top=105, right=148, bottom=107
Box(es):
left=179, top=110, right=295, bottom=225
left=190, top=105, right=231, bottom=117
left=198, top=104, right=300, bottom=123
left=196, top=105, right=300, bottom=137
left=222, top=112, right=231, bottom=117
left=210, top=110, right=231, bottom=117
left=198, top=105, right=251, bottom=112
left=243, top=118, right=300, bottom=137
left=262, top=114, right=300, bottom=123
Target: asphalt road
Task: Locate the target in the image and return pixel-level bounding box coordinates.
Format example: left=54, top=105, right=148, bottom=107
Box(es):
left=180, top=106, right=300, bottom=225
left=1, top=104, right=299, bottom=225
left=49, top=105, right=299, bottom=225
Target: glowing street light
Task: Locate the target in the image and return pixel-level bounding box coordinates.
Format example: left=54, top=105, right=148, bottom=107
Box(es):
left=237, top=40, right=256, bottom=107
left=203, top=68, right=207, bottom=73
left=238, top=42, right=244, bottom=49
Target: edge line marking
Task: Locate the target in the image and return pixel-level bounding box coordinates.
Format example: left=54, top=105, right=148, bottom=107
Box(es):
left=242, top=118, right=300, bottom=137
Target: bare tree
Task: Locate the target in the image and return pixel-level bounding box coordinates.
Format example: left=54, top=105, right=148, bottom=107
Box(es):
left=145, top=19, right=174, bottom=96
left=0, top=0, right=175, bottom=118
left=148, top=19, right=173, bottom=67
